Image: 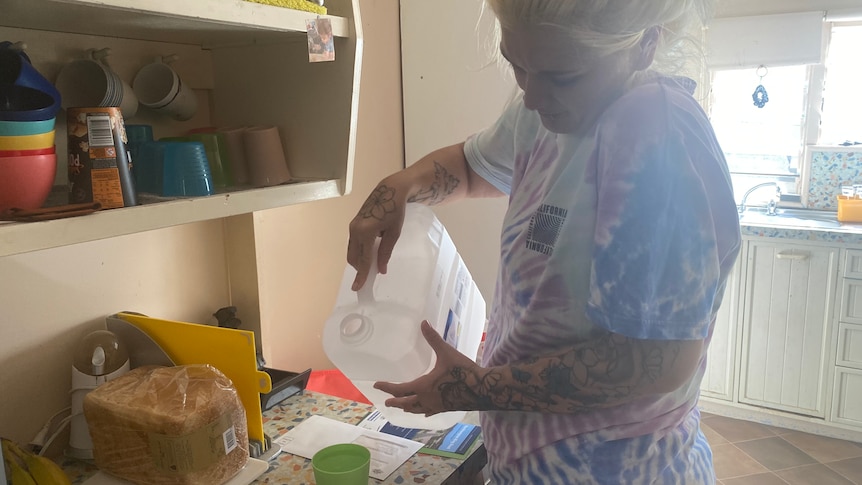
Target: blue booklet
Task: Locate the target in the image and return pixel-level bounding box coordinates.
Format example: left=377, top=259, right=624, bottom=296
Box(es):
left=357, top=410, right=481, bottom=459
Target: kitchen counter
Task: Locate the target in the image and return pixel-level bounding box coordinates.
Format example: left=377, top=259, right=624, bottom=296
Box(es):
left=739, top=209, right=862, bottom=244
left=63, top=390, right=486, bottom=485
left=740, top=223, right=862, bottom=244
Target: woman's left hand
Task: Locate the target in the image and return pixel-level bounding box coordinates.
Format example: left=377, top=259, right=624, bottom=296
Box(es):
left=374, top=320, right=486, bottom=416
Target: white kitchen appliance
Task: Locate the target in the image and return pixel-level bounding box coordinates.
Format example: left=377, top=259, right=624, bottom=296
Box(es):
left=68, top=330, right=130, bottom=460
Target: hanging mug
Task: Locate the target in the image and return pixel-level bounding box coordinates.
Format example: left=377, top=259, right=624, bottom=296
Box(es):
left=132, top=55, right=197, bottom=121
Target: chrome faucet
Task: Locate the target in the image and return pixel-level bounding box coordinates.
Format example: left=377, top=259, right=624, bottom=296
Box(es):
left=738, top=182, right=782, bottom=215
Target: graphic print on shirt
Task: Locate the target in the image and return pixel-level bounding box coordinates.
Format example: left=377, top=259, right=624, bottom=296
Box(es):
left=525, top=204, right=568, bottom=255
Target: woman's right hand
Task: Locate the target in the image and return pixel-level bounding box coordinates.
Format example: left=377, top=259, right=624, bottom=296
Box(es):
left=348, top=142, right=483, bottom=290
left=347, top=181, right=407, bottom=291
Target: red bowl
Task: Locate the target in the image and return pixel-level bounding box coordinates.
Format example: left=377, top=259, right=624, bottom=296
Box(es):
left=0, top=153, right=57, bottom=212
left=0, top=146, right=55, bottom=157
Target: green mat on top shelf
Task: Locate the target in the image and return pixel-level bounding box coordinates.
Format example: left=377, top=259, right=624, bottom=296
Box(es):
left=244, top=0, right=327, bottom=15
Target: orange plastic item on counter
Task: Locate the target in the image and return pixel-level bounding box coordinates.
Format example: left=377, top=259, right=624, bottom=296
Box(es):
left=837, top=195, right=862, bottom=222
left=306, top=369, right=371, bottom=404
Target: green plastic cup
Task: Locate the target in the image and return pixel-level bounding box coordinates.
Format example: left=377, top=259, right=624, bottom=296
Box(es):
left=311, top=443, right=370, bottom=485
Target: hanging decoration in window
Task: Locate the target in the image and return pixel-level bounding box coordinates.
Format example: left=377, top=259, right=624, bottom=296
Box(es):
left=752, top=65, right=769, bottom=108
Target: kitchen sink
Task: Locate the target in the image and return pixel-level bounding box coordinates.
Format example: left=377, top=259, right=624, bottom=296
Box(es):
left=738, top=208, right=843, bottom=229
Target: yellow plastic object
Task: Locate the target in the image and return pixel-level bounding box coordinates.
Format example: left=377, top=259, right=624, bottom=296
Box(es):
left=115, top=312, right=272, bottom=451
left=0, top=130, right=54, bottom=150
left=837, top=196, right=862, bottom=223
left=244, top=0, right=327, bottom=15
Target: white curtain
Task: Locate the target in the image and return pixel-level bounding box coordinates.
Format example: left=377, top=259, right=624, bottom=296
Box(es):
left=705, top=11, right=826, bottom=69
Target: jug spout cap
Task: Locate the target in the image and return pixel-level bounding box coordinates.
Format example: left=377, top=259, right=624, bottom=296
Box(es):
left=339, top=313, right=373, bottom=344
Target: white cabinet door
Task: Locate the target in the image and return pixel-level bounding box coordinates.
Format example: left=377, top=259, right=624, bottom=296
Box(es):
left=833, top=367, right=862, bottom=427
left=838, top=278, right=862, bottom=326
left=701, top=254, right=743, bottom=401
left=837, top=322, right=862, bottom=370
left=739, top=241, right=838, bottom=417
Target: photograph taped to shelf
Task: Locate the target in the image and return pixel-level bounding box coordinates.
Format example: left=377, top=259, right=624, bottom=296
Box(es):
left=306, top=18, right=335, bottom=62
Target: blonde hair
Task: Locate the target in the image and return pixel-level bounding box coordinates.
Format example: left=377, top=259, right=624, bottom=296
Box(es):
left=485, top=0, right=714, bottom=77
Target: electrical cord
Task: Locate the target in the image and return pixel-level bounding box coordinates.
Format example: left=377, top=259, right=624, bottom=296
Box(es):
left=29, top=407, right=71, bottom=456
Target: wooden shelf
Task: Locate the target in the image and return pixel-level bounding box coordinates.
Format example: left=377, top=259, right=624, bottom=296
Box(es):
left=0, top=0, right=350, bottom=47
left=0, top=179, right=342, bottom=257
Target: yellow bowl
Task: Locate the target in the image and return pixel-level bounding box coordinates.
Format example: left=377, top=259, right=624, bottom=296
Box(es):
left=0, top=130, right=55, bottom=150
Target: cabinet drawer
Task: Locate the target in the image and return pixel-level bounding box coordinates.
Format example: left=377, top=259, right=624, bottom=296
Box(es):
left=845, top=250, right=862, bottom=279
left=840, top=279, right=862, bottom=325
left=832, top=367, right=862, bottom=427
left=837, top=323, right=862, bottom=370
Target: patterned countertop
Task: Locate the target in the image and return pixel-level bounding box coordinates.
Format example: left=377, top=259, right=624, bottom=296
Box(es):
left=258, top=391, right=484, bottom=484
left=62, top=390, right=485, bottom=485
left=741, top=219, right=862, bottom=245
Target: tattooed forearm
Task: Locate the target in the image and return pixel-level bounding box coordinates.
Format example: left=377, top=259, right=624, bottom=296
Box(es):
left=407, top=161, right=460, bottom=205
left=436, top=329, right=695, bottom=414
left=359, top=185, right=398, bottom=221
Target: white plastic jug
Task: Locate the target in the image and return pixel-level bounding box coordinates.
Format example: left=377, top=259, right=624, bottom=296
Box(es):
left=324, top=204, right=486, bottom=430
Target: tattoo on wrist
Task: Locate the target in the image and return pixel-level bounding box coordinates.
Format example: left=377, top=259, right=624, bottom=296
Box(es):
left=360, top=185, right=397, bottom=221
left=437, top=367, right=497, bottom=411
left=407, top=161, right=460, bottom=205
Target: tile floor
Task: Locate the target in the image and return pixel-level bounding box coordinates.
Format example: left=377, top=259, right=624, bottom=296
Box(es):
left=702, top=412, right=862, bottom=484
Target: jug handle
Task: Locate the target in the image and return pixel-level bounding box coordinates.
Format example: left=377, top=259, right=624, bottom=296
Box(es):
left=357, top=238, right=380, bottom=305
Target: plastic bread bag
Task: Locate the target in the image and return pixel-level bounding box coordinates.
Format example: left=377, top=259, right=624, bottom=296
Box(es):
left=83, top=364, right=249, bottom=485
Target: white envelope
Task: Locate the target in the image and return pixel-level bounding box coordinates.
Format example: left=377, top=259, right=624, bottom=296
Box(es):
left=274, top=415, right=423, bottom=480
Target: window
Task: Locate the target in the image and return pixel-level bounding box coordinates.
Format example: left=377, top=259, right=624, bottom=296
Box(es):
left=820, top=24, right=862, bottom=146
left=709, top=65, right=809, bottom=202
left=707, top=22, right=862, bottom=207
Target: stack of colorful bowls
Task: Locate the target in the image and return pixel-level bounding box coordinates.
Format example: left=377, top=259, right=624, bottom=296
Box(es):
left=0, top=44, right=61, bottom=212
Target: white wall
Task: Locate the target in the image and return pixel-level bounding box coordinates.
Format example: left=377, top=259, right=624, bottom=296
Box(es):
left=400, top=0, right=513, bottom=306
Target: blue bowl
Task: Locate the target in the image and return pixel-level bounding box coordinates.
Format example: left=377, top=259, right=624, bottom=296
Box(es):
left=0, top=117, right=55, bottom=136
left=0, top=49, right=61, bottom=108
left=0, top=85, right=61, bottom=121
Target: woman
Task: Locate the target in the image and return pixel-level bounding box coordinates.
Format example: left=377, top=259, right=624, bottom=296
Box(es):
left=347, top=0, right=740, bottom=482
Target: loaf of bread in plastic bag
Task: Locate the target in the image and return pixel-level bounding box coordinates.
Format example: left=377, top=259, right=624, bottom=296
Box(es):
left=84, top=364, right=249, bottom=485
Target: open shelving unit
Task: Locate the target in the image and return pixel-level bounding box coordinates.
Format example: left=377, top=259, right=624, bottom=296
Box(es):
left=3, top=0, right=352, bottom=45
left=0, top=0, right=362, bottom=257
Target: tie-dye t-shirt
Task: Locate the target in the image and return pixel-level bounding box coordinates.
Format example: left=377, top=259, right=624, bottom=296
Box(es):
left=463, top=75, right=741, bottom=483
